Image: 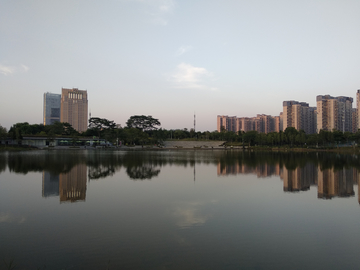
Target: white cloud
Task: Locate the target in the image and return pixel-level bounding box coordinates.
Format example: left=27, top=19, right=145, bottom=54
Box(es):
left=175, top=45, right=192, bottom=56
left=171, top=63, right=217, bottom=90
left=0, top=63, right=29, bottom=76
left=0, top=64, right=15, bottom=76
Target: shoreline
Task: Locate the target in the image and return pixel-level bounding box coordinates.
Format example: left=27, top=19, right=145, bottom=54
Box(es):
left=1, top=144, right=360, bottom=153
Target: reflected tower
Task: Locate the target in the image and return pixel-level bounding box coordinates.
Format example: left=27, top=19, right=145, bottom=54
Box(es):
left=42, top=171, right=59, bottom=197
left=318, top=167, right=355, bottom=199
left=59, top=164, right=87, bottom=203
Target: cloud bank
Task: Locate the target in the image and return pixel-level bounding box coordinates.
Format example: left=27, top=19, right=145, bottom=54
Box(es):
left=171, top=63, right=217, bottom=91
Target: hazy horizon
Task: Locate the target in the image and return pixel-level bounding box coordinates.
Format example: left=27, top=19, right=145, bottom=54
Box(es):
left=1, top=0, right=360, bottom=131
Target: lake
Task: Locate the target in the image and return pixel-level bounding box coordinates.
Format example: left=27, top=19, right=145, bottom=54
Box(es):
left=0, top=150, right=360, bottom=270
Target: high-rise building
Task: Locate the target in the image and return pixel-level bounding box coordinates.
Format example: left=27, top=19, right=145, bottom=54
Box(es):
left=238, top=117, right=253, bottom=132
left=352, top=108, right=358, bottom=133
left=253, top=114, right=276, bottom=133
left=217, top=115, right=236, bottom=132
left=337, top=96, right=353, bottom=132
left=43, top=92, right=61, bottom=125
left=282, top=100, right=316, bottom=134
left=308, top=107, right=317, bottom=134
left=274, top=115, right=281, bottom=132
left=316, top=95, right=353, bottom=132
left=357, top=90, right=360, bottom=131
left=60, top=88, right=88, bottom=132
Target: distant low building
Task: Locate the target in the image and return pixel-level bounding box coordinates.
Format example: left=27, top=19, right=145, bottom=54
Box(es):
left=217, top=114, right=279, bottom=133
left=0, top=136, right=108, bottom=148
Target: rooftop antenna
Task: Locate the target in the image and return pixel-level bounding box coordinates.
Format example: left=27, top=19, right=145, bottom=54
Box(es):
left=194, top=111, right=196, bottom=132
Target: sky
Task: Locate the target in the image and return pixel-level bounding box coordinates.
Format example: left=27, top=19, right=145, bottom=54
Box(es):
left=1, top=0, right=360, bottom=132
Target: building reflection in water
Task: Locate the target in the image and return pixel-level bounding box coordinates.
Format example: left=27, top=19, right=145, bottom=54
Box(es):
left=218, top=162, right=359, bottom=204
left=42, top=164, right=87, bottom=203
left=281, top=164, right=317, bottom=192
left=318, top=168, right=356, bottom=199
left=42, top=171, right=60, bottom=197
left=217, top=163, right=281, bottom=178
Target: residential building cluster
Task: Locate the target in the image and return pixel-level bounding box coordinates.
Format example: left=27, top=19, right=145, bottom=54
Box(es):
left=43, top=88, right=88, bottom=132
left=217, top=90, right=360, bottom=134
left=217, top=114, right=282, bottom=134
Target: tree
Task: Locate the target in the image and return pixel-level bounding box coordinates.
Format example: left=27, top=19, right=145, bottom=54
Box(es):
left=189, top=128, right=195, bottom=138
left=333, top=130, right=344, bottom=144
left=126, top=115, right=160, bottom=131
left=0, top=125, right=7, bottom=140
left=243, top=131, right=258, bottom=146
left=88, top=117, right=117, bottom=139
left=124, top=127, right=149, bottom=145
left=8, top=122, right=45, bottom=135
left=284, top=127, right=299, bottom=147
left=319, top=130, right=333, bottom=146
left=45, top=122, right=78, bottom=136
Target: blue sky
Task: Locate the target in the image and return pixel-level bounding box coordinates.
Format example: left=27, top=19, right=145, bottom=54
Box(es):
left=1, top=0, right=360, bottom=131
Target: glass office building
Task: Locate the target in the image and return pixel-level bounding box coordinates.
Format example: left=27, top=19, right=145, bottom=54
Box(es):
left=43, top=92, right=61, bottom=125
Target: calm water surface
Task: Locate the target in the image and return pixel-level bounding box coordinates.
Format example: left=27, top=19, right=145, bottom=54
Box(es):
left=0, top=150, right=360, bottom=270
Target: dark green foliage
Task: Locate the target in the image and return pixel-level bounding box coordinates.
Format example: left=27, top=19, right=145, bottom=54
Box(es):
left=87, top=117, right=118, bottom=142
left=126, top=115, right=160, bottom=131
left=8, top=122, right=78, bottom=137
left=0, top=124, right=7, bottom=140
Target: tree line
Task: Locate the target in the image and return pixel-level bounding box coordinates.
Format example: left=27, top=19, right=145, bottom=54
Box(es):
left=2, top=115, right=360, bottom=147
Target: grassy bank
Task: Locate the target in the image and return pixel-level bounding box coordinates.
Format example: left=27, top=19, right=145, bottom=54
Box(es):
left=0, top=145, right=38, bottom=151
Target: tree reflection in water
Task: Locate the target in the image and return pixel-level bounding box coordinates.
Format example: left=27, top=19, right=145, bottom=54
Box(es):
left=126, top=165, right=160, bottom=180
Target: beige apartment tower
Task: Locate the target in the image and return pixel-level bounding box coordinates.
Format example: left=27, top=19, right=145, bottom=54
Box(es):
left=217, top=115, right=236, bottom=132
left=282, top=101, right=316, bottom=134
left=60, top=88, right=88, bottom=132
left=316, top=95, right=353, bottom=132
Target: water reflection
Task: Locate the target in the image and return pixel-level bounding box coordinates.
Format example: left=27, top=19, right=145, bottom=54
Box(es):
left=217, top=152, right=359, bottom=204
left=2, top=150, right=360, bottom=204
left=42, top=163, right=87, bottom=203
left=317, top=168, right=355, bottom=199
left=42, top=171, right=59, bottom=197
left=59, top=164, right=87, bottom=203
left=126, top=165, right=161, bottom=180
